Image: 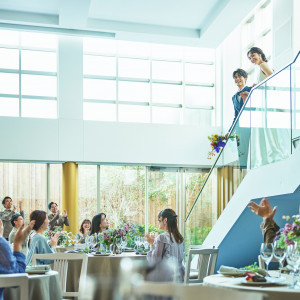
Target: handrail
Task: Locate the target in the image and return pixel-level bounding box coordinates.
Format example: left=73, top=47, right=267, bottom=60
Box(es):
left=185, top=50, right=300, bottom=222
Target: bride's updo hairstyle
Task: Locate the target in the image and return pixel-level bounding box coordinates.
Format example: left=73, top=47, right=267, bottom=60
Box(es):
left=158, top=208, right=184, bottom=244
left=247, top=47, right=268, bottom=62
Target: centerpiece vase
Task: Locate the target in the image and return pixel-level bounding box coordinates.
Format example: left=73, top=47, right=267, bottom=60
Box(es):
left=110, top=243, right=119, bottom=255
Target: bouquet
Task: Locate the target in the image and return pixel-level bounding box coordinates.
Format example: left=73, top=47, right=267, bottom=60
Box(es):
left=207, top=133, right=240, bottom=159
left=274, top=215, right=300, bottom=248
left=44, top=227, right=75, bottom=246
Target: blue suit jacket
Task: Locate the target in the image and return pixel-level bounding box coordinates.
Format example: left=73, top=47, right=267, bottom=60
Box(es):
left=228, top=85, right=252, bottom=133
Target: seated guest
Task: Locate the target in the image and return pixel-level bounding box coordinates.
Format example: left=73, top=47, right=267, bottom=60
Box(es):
left=8, top=214, right=29, bottom=255
left=48, top=201, right=70, bottom=231
left=0, top=196, right=24, bottom=240
left=76, top=219, right=91, bottom=244
left=90, top=213, right=109, bottom=234
left=0, top=219, right=35, bottom=300
left=26, top=210, right=59, bottom=265
left=248, top=198, right=279, bottom=243
left=145, top=208, right=185, bottom=282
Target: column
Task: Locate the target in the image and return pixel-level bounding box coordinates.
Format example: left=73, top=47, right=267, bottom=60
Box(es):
left=62, top=162, right=78, bottom=234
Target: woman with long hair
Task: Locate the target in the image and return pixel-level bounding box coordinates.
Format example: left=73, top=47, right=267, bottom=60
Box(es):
left=145, top=208, right=185, bottom=282
left=241, top=46, right=290, bottom=169
left=76, top=219, right=91, bottom=244
left=90, top=213, right=109, bottom=235
left=26, top=210, right=59, bottom=265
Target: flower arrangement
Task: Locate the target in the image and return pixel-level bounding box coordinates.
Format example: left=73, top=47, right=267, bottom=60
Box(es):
left=274, top=215, right=300, bottom=248
left=207, top=133, right=240, bottom=159
left=44, top=227, right=75, bottom=246
left=102, top=223, right=132, bottom=246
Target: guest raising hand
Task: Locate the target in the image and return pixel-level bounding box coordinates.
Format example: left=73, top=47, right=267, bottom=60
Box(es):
left=249, top=198, right=279, bottom=243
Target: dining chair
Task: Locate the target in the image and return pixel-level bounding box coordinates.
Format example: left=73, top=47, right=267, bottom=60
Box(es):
left=184, top=246, right=219, bottom=284
left=32, top=253, right=88, bottom=299
left=0, top=274, right=29, bottom=300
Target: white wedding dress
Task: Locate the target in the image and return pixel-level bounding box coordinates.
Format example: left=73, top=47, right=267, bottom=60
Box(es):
left=248, top=63, right=291, bottom=169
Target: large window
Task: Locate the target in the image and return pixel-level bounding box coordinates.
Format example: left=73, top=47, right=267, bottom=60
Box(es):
left=241, top=0, right=273, bottom=82
left=0, top=163, right=62, bottom=221
left=83, top=39, right=215, bottom=125
left=0, top=30, right=58, bottom=118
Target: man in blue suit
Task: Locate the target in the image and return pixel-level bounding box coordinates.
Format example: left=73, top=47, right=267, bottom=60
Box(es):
left=225, top=69, right=252, bottom=168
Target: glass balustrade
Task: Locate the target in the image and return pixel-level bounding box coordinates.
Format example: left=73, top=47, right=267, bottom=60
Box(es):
left=185, top=51, right=300, bottom=248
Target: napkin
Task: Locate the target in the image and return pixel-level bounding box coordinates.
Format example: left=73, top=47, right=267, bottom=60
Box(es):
left=218, top=265, right=246, bottom=275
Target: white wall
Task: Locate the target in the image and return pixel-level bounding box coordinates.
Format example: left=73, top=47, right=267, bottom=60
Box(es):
left=0, top=35, right=220, bottom=167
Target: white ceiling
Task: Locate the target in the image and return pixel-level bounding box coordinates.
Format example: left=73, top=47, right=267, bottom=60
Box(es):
left=0, top=0, right=262, bottom=47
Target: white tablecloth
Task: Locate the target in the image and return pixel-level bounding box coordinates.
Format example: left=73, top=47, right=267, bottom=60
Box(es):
left=67, top=252, right=147, bottom=300
left=4, top=270, right=62, bottom=300
left=203, top=273, right=300, bottom=300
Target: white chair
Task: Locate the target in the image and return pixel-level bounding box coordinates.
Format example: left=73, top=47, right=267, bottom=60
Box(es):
left=0, top=274, right=29, bottom=300
left=184, top=246, right=219, bottom=284
left=32, top=253, right=88, bottom=299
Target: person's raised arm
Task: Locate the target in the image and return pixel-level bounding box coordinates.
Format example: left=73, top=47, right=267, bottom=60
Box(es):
left=13, top=221, right=35, bottom=252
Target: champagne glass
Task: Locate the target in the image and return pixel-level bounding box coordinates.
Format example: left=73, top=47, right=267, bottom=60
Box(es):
left=260, top=243, right=274, bottom=271
left=273, top=241, right=286, bottom=277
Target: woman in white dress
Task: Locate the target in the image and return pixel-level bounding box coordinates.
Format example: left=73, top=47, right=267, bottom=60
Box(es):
left=241, top=47, right=291, bottom=169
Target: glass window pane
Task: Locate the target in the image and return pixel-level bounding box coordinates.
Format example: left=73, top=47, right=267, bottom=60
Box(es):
left=21, top=50, right=57, bottom=72
left=0, top=48, right=19, bottom=69
left=118, top=40, right=150, bottom=57
left=119, top=58, right=150, bottom=79
left=83, top=55, right=116, bottom=76
left=49, top=164, right=62, bottom=209
left=0, top=163, right=47, bottom=219
left=151, top=44, right=182, bottom=60
left=119, top=104, right=150, bottom=123
left=84, top=102, right=116, bottom=121
left=184, top=47, right=215, bottom=62
left=100, top=166, right=145, bottom=227
left=78, top=165, right=98, bottom=224
left=21, top=32, right=57, bottom=49
left=152, top=61, right=182, bottom=81
left=184, top=109, right=212, bottom=126
left=148, top=170, right=177, bottom=228
left=152, top=107, right=180, bottom=124
left=0, top=30, right=19, bottom=46
left=0, top=73, right=19, bottom=94
left=185, top=63, right=214, bottom=83
left=83, top=37, right=117, bottom=55
left=185, top=86, right=214, bottom=106
left=119, top=81, right=150, bottom=102
left=267, top=112, right=290, bottom=128
left=296, top=113, right=300, bottom=130
left=22, top=99, right=57, bottom=118
left=84, top=79, right=116, bottom=100
left=0, top=98, right=19, bottom=117
left=22, top=74, right=57, bottom=97
left=152, top=83, right=182, bottom=104
left=266, top=90, right=290, bottom=109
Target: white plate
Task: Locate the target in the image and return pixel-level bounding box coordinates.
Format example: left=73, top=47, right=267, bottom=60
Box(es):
left=217, top=271, right=245, bottom=276
left=93, top=253, right=110, bottom=256
left=239, top=276, right=287, bottom=285
left=139, top=252, right=148, bottom=255
left=26, top=269, right=49, bottom=274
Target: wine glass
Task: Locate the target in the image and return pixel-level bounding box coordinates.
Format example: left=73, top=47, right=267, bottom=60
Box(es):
left=115, top=237, right=122, bottom=254
left=260, top=243, right=274, bottom=271
left=273, top=241, right=286, bottom=277
left=286, top=243, right=300, bottom=288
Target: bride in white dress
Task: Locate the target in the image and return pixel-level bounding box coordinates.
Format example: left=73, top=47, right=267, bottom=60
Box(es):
left=241, top=47, right=291, bottom=169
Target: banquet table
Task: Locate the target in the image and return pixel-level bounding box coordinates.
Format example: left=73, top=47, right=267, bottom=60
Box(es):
left=203, top=273, right=300, bottom=300
left=67, top=252, right=147, bottom=300
left=4, top=270, right=62, bottom=300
